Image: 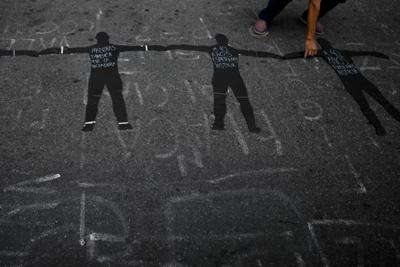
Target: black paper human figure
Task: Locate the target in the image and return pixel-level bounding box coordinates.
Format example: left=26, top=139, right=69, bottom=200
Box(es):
left=167, top=34, right=281, bottom=133
left=0, top=49, right=38, bottom=57
left=40, top=32, right=165, bottom=132
left=283, top=38, right=400, bottom=136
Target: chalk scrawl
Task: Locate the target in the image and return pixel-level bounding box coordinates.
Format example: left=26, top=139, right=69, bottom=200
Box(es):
left=166, top=34, right=281, bottom=133
left=40, top=32, right=165, bottom=132
left=283, top=38, right=400, bottom=136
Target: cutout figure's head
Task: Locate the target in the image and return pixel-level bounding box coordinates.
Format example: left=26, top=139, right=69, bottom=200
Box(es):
left=95, top=32, right=110, bottom=46
left=215, top=34, right=229, bottom=45
left=317, top=38, right=332, bottom=49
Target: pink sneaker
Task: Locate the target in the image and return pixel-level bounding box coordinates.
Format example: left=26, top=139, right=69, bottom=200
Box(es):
left=251, top=19, right=269, bottom=36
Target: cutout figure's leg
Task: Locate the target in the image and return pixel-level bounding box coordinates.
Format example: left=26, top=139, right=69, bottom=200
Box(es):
left=85, top=75, right=105, bottom=123
left=212, top=73, right=228, bottom=130
left=344, top=85, right=386, bottom=136
left=363, top=83, right=400, bottom=123
left=229, top=73, right=260, bottom=133
left=106, top=74, right=128, bottom=123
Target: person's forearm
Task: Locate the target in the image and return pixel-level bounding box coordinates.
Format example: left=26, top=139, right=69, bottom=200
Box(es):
left=306, top=0, right=321, bottom=41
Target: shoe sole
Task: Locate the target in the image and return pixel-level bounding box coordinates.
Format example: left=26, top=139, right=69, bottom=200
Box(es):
left=250, top=26, right=269, bottom=37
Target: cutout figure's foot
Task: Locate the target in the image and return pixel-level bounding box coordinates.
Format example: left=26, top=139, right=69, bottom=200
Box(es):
left=249, top=126, right=261, bottom=133
left=298, top=16, right=325, bottom=35
left=118, top=122, right=133, bottom=131
left=82, top=122, right=95, bottom=132
left=251, top=19, right=269, bottom=37
left=375, top=126, right=387, bottom=136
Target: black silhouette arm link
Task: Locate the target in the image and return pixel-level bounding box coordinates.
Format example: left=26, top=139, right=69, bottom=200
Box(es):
left=165, top=44, right=210, bottom=53
left=343, top=50, right=389, bottom=60
left=282, top=50, right=323, bottom=59
left=117, top=44, right=168, bottom=52
left=282, top=51, right=304, bottom=59
left=39, top=46, right=90, bottom=55
left=236, top=49, right=282, bottom=59
left=0, top=49, right=38, bottom=57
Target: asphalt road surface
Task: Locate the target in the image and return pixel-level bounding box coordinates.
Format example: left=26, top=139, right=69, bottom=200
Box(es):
left=1, top=0, right=400, bottom=266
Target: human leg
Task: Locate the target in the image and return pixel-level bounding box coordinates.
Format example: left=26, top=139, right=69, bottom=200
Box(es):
left=301, top=0, right=347, bottom=20
left=254, top=0, right=293, bottom=35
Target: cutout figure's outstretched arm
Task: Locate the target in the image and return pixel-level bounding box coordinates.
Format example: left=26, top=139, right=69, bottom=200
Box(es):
left=343, top=50, right=389, bottom=60
left=165, top=44, right=210, bottom=53
left=117, top=45, right=168, bottom=52
left=39, top=46, right=91, bottom=55
left=282, top=50, right=323, bottom=59
left=236, top=49, right=282, bottom=59
left=0, top=49, right=38, bottom=57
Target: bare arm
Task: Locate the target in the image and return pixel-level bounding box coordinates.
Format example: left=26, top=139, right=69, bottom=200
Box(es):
left=235, top=49, right=282, bottom=59
left=165, top=44, right=210, bottom=53
left=304, top=0, right=321, bottom=58
left=343, top=50, right=389, bottom=60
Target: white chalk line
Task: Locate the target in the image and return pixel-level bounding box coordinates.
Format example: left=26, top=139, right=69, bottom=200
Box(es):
left=294, top=252, right=306, bottom=267
left=307, top=223, right=330, bottom=267
left=157, top=86, right=169, bottom=108
left=297, top=100, right=323, bottom=121
left=175, top=50, right=200, bottom=60
left=78, top=182, right=110, bottom=188
left=260, top=109, right=283, bottom=155
left=310, top=219, right=400, bottom=229
left=344, top=154, right=367, bottom=193
left=35, top=21, right=59, bottom=35
left=7, top=201, right=60, bottom=216
left=184, top=79, right=196, bottom=104
left=177, top=155, right=187, bottom=177
left=272, top=40, right=297, bottom=77
left=95, top=8, right=103, bottom=32
left=80, top=133, right=86, bottom=170
left=89, top=232, right=126, bottom=242
left=79, top=191, right=86, bottom=246
left=320, top=126, right=333, bottom=148
left=115, top=128, right=131, bottom=159
left=227, top=112, right=249, bottom=155
left=146, top=118, right=179, bottom=159
left=0, top=250, right=29, bottom=257
left=134, top=82, right=144, bottom=105
left=209, top=168, right=298, bottom=184
left=4, top=173, right=61, bottom=193
left=199, top=17, right=212, bottom=39
left=203, top=113, right=211, bottom=155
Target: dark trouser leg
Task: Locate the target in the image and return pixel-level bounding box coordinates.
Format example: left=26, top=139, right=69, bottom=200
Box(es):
left=85, top=75, right=105, bottom=122
left=301, top=0, right=347, bottom=21
left=229, top=73, right=258, bottom=129
left=363, top=82, right=400, bottom=123
left=212, top=74, right=228, bottom=127
left=344, top=84, right=385, bottom=132
left=106, top=75, right=128, bottom=123
left=258, top=0, right=293, bottom=24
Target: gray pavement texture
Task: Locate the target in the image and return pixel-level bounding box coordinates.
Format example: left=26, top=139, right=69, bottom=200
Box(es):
left=1, top=0, right=400, bottom=266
